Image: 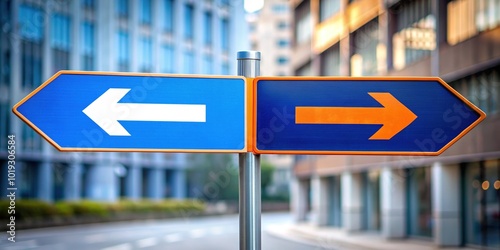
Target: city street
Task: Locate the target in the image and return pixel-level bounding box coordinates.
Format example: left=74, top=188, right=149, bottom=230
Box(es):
left=0, top=213, right=323, bottom=250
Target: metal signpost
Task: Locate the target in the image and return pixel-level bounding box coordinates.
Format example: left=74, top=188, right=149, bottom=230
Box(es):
left=253, top=77, right=486, bottom=155
left=237, top=51, right=261, bottom=250
left=12, top=51, right=486, bottom=250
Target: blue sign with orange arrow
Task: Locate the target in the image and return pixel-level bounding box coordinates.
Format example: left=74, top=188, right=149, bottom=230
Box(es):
left=13, top=71, right=247, bottom=152
left=253, top=77, right=486, bottom=155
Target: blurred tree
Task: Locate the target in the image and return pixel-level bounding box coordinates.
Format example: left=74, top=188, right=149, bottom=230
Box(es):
left=187, top=154, right=239, bottom=201
left=261, top=160, right=275, bottom=199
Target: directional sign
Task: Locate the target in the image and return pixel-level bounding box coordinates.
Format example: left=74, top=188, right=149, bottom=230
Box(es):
left=13, top=71, right=247, bottom=152
left=254, top=77, right=486, bottom=155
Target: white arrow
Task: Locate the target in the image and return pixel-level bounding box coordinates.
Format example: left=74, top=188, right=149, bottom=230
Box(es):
left=83, top=88, right=206, bottom=136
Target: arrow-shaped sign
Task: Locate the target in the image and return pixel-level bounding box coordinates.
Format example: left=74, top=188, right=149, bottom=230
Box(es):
left=12, top=71, right=246, bottom=152
left=83, top=88, right=206, bottom=136
left=254, top=77, right=486, bottom=155
left=295, top=92, right=417, bottom=140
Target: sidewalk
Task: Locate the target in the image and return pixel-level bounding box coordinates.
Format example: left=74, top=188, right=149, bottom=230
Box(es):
left=266, top=222, right=476, bottom=250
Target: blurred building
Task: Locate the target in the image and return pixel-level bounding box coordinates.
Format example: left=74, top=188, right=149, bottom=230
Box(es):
left=247, top=0, right=293, bottom=76
left=289, top=0, right=499, bottom=248
left=0, top=0, right=248, bottom=202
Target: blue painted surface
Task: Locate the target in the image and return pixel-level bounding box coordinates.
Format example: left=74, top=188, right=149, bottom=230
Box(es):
left=16, top=73, right=246, bottom=151
left=256, top=79, right=482, bottom=153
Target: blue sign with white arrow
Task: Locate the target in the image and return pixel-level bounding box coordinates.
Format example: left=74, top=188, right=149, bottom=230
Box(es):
left=13, top=71, right=247, bottom=152
left=254, top=77, right=486, bottom=155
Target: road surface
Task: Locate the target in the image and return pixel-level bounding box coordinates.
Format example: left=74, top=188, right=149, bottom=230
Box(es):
left=1, top=212, right=328, bottom=250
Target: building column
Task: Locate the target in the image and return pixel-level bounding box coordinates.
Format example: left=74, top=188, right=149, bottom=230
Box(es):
left=172, top=169, right=187, bottom=199
left=381, top=167, right=406, bottom=239
left=147, top=168, right=165, bottom=200
left=291, top=177, right=308, bottom=222
left=432, top=162, right=461, bottom=246
left=311, top=175, right=329, bottom=226
left=341, top=172, right=363, bottom=231
left=64, top=158, right=81, bottom=200
left=37, top=161, right=53, bottom=202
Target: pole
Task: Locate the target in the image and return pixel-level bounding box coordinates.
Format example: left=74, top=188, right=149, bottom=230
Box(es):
left=237, top=51, right=261, bottom=250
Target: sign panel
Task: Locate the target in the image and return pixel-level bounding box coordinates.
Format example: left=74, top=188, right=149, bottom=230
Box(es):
left=254, top=77, right=485, bottom=155
left=13, top=71, right=247, bottom=152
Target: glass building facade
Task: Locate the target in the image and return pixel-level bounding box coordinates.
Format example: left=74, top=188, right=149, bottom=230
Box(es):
left=0, top=0, right=248, bottom=202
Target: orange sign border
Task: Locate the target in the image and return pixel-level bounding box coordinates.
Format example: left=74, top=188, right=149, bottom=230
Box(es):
left=12, top=70, right=248, bottom=153
left=252, top=76, right=486, bottom=156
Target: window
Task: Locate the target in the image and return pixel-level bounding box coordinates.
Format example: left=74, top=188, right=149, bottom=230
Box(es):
left=51, top=14, right=71, bottom=51
left=164, top=0, right=173, bottom=32
left=351, top=19, right=379, bottom=76
left=277, top=21, right=288, bottom=30
left=140, top=0, right=152, bottom=25
left=51, top=13, right=71, bottom=72
left=221, top=18, right=229, bottom=51
left=451, top=66, right=500, bottom=115
left=320, top=45, right=340, bottom=76
left=406, top=167, right=433, bottom=237
left=277, top=56, right=288, bottom=65
left=117, top=31, right=130, bottom=71
left=116, top=0, right=129, bottom=17
left=19, top=4, right=43, bottom=89
left=139, top=37, right=153, bottom=72
left=183, top=51, right=195, bottom=74
left=184, top=4, right=194, bottom=40
left=447, top=0, right=500, bottom=45
left=463, top=160, right=500, bottom=248
left=161, top=45, right=174, bottom=73
left=295, top=1, right=312, bottom=44
left=319, top=0, right=340, bottom=21
left=277, top=39, right=289, bottom=47
left=82, top=0, right=95, bottom=9
left=81, top=22, right=95, bottom=70
left=362, top=171, right=380, bottom=231
left=392, top=0, right=435, bottom=70
left=19, top=5, right=44, bottom=42
left=203, top=12, right=212, bottom=45
left=221, top=62, right=230, bottom=75
left=272, top=4, right=288, bottom=13
left=202, top=56, right=213, bottom=74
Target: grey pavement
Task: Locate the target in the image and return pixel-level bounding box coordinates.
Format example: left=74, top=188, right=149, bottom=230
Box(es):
left=0, top=212, right=323, bottom=250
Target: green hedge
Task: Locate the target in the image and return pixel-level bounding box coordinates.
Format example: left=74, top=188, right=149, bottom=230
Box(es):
left=0, top=199, right=205, bottom=222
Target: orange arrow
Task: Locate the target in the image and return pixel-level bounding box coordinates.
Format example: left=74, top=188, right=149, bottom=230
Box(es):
left=295, top=92, right=417, bottom=140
